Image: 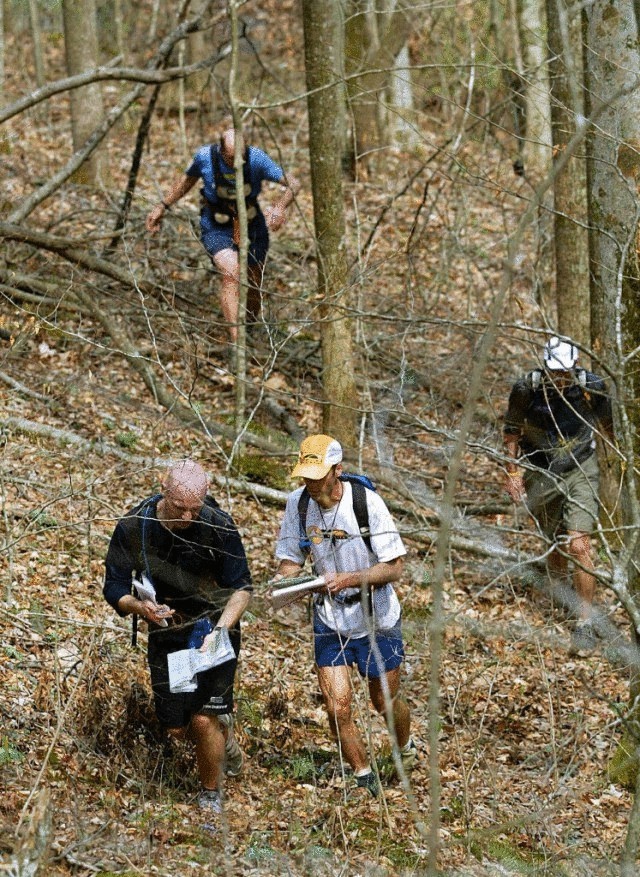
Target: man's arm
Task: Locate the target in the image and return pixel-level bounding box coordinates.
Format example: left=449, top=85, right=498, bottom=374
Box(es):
left=116, top=593, right=174, bottom=625
left=324, top=556, right=404, bottom=596
left=270, top=558, right=307, bottom=584
left=214, top=588, right=251, bottom=629
left=146, top=174, right=198, bottom=233
left=503, top=430, right=526, bottom=502
left=200, top=588, right=251, bottom=651
left=264, top=173, right=301, bottom=231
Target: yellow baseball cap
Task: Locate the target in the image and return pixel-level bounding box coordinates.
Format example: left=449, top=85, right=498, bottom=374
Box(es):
left=291, top=434, right=343, bottom=479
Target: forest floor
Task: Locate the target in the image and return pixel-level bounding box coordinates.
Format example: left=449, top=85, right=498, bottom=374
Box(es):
left=1, top=11, right=638, bottom=877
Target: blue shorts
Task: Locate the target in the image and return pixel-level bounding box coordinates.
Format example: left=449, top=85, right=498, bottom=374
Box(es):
left=313, top=616, right=404, bottom=679
left=200, top=210, right=269, bottom=265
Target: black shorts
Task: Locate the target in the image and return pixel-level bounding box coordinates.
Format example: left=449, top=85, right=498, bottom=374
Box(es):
left=147, top=623, right=241, bottom=728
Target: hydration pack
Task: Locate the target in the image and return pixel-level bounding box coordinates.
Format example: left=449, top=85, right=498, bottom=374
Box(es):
left=297, top=473, right=376, bottom=555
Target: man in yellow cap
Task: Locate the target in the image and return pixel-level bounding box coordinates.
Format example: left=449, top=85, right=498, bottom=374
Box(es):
left=272, top=435, right=417, bottom=797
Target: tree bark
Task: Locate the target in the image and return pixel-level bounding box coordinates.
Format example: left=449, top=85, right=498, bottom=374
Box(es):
left=62, top=0, right=106, bottom=185
left=303, top=0, right=358, bottom=444
left=546, top=0, right=589, bottom=347
left=584, top=0, right=640, bottom=784
left=343, top=0, right=418, bottom=171
left=28, top=0, right=45, bottom=88
left=518, top=0, right=552, bottom=180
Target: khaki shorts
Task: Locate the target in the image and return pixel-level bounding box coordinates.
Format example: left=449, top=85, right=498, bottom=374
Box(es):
left=523, top=453, right=599, bottom=539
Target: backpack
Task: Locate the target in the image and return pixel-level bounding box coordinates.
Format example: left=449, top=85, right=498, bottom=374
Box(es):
left=526, top=367, right=587, bottom=391
left=297, top=473, right=376, bottom=556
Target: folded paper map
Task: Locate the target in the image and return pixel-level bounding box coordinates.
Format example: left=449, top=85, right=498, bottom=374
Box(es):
left=269, top=575, right=325, bottom=610
left=167, top=627, right=235, bottom=693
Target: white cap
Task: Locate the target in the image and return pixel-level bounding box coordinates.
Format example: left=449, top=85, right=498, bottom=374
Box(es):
left=543, top=336, right=578, bottom=370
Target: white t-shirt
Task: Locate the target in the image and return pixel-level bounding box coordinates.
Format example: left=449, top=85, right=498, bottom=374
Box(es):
left=275, top=481, right=406, bottom=636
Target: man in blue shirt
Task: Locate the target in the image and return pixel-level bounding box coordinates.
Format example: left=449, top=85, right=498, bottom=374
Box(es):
left=146, top=128, right=300, bottom=345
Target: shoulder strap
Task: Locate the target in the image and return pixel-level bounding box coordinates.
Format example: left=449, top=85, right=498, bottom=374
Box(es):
left=297, top=488, right=311, bottom=555
left=297, top=482, right=372, bottom=554
left=349, top=480, right=372, bottom=552
left=526, top=369, right=542, bottom=391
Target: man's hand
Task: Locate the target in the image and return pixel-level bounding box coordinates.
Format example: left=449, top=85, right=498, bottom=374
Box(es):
left=264, top=204, right=287, bottom=231
left=504, top=472, right=525, bottom=503
left=323, top=571, right=356, bottom=596
left=141, top=600, right=174, bottom=624
left=146, top=205, right=165, bottom=234
left=200, top=626, right=226, bottom=654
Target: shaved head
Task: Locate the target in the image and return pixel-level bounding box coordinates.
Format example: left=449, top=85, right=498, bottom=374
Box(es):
left=220, top=128, right=244, bottom=164
left=158, top=460, right=208, bottom=530
left=164, top=460, right=208, bottom=499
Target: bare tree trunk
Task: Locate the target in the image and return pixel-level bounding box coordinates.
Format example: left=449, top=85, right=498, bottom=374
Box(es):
left=518, top=0, right=552, bottom=180
left=0, top=0, right=5, bottom=103
left=584, top=0, right=640, bottom=786
left=343, top=0, right=418, bottom=172
left=62, top=0, right=106, bottom=185
left=546, top=0, right=589, bottom=347
left=28, top=0, right=45, bottom=88
left=303, top=0, right=357, bottom=444
left=390, top=43, right=418, bottom=148
left=228, top=0, right=248, bottom=434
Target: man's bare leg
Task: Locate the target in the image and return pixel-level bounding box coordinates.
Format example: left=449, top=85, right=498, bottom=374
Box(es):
left=368, top=667, right=410, bottom=749
left=212, top=248, right=240, bottom=344
left=189, top=713, right=225, bottom=791
left=316, top=664, right=368, bottom=772
left=567, top=530, right=596, bottom=621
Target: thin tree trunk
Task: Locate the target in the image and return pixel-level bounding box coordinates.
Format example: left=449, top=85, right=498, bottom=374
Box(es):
left=0, top=0, right=5, bottom=103
left=229, top=0, right=249, bottom=436
left=518, top=0, right=552, bottom=179
left=28, top=0, right=45, bottom=88
left=546, top=0, right=589, bottom=346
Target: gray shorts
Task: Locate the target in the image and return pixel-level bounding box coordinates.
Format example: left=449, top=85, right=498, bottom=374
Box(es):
left=524, top=453, right=599, bottom=539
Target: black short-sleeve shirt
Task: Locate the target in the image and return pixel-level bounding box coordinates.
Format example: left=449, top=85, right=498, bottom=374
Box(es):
left=103, top=495, right=252, bottom=622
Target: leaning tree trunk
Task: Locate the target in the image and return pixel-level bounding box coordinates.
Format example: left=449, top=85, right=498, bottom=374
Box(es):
left=302, top=0, right=357, bottom=445
left=584, top=0, right=640, bottom=785
left=546, top=0, right=589, bottom=348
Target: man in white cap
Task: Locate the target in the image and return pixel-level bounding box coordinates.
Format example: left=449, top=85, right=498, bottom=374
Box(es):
left=503, top=337, right=613, bottom=653
left=272, top=435, right=417, bottom=797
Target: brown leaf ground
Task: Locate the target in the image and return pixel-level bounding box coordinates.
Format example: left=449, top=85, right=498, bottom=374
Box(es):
left=1, top=5, right=636, bottom=875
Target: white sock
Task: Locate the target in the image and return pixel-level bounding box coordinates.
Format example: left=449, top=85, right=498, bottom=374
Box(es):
left=355, top=767, right=373, bottom=778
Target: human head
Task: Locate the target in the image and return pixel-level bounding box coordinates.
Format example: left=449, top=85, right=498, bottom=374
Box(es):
left=543, top=336, right=578, bottom=371
left=160, top=460, right=208, bottom=529
left=219, top=128, right=244, bottom=165
left=291, top=434, right=343, bottom=480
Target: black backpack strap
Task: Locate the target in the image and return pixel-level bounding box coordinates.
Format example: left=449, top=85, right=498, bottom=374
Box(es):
left=350, top=480, right=372, bottom=552
left=297, top=487, right=311, bottom=555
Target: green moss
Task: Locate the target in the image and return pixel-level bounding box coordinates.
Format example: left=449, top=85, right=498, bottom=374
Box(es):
left=608, top=734, right=639, bottom=790
left=233, top=453, right=290, bottom=490
left=469, top=834, right=565, bottom=875
left=116, top=431, right=138, bottom=449
left=0, top=736, right=23, bottom=766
